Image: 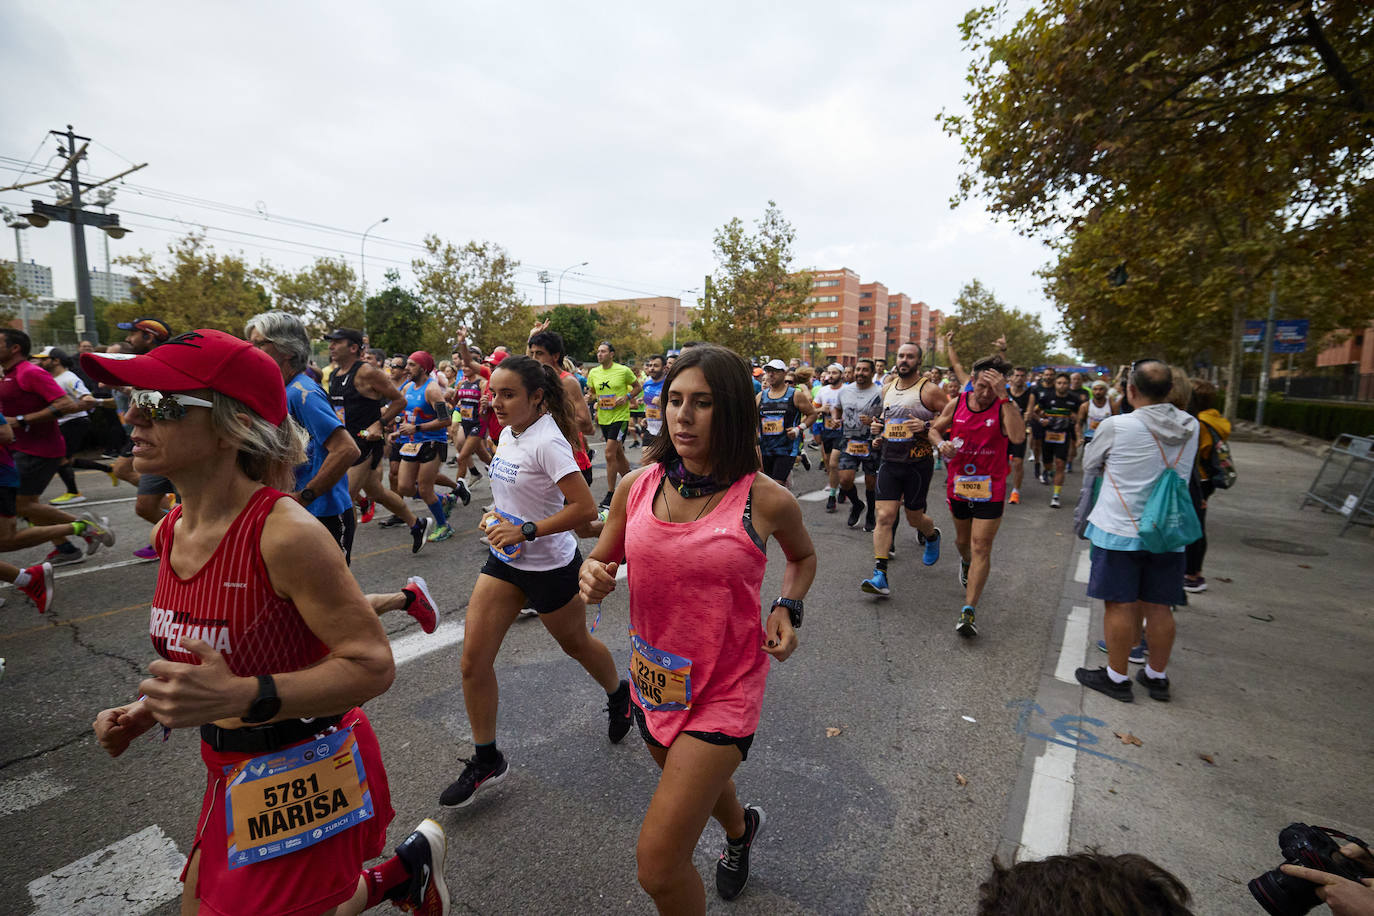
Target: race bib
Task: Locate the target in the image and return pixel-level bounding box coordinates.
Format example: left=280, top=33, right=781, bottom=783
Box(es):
left=845, top=440, right=871, bottom=457
left=598, top=395, right=617, bottom=411
left=399, top=442, right=422, bottom=457
left=761, top=417, right=785, bottom=436
left=1088, top=416, right=1102, bottom=429
left=824, top=416, right=841, bottom=429
left=333, top=406, right=345, bottom=424
left=953, top=475, right=992, bottom=502
left=223, top=726, right=373, bottom=870
left=645, top=406, right=661, bottom=420
left=1045, top=430, right=1067, bottom=444
left=629, top=631, right=691, bottom=711
left=884, top=421, right=914, bottom=442
left=460, top=405, right=474, bottom=420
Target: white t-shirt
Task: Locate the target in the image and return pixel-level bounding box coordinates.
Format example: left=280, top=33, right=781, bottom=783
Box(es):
left=54, top=370, right=90, bottom=423
left=488, top=412, right=581, bottom=571
left=815, top=384, right=844, bottom=432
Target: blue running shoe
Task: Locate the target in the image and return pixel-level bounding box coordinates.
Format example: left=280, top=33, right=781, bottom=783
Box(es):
left=922, top=527, right=941, bottom=566
left=1095, top=638, right=1148, bottom=664
left=861, top=569, right=890, bottom=596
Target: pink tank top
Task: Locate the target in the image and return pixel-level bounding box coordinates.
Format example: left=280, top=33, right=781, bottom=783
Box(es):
left=945, top=392, right=1011, bottom=504
left=624, top=465, right=768, bottom=743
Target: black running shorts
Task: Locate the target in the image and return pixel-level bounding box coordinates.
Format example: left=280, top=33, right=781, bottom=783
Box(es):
left=479, top=549, right=583, bottom=614
left=875, top=457, right=934, bottom=512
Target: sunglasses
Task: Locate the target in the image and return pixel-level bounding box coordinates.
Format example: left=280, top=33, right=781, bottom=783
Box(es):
left=130, top=389, right=214, bottom=421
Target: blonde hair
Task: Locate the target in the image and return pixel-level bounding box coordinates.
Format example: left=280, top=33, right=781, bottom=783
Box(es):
left=211, top=392, right=307, bottom=491
left=1166, top=366, right=1192, bottom=410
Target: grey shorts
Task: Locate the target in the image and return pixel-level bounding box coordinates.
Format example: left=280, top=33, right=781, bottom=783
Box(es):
left=137, top=473, right=177, bottom=496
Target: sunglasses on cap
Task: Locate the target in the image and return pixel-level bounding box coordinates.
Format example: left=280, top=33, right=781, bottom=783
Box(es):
left=130, top=389, right=214, bottom=421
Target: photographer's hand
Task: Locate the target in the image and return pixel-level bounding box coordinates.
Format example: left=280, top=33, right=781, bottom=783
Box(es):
left=1279, top=864, right=1374, bottom=916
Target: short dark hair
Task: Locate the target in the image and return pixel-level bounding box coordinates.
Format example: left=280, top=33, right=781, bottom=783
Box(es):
left=367, top=348, right=385, bottom=362
left=977, top=853, right=1194, bottom=916
left=855, top=358, right=876, bottom=373
left=1015, top=366, right=1030, bottom=374
left=647, top=354, right=665, bottom=364
left=490, top=355, right=579, bottom=445
left=643, top=343, right=759, bottom=484
left=598, top=340, right=615, bottom=353
left=973, top=354, right=1014, bottom=376
left=1187, top=378, right=1216, bottom=414
left=1, top=328, right=31, bottom=357
left=528, top=330, right=566, bottom=361
left=1056, top=371, right=1071, bottom=381
left=1130, top=359, right=1172, bottom=401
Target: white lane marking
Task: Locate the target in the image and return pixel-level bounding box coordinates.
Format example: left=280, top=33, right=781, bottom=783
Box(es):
left=1017, top=740, right=1076, bottom=861
left=798, top=488, right=831, bottom=502
left=390, top=619, right=465, bottom=668
left=27, top=824, right=183, bottom=915
left=1054, top=605, right=1091, bottom=684
left=0, top=556, right=155, bottom=591
left=1074, top=548, right=1090, bottom=583
left=0, top=769, right=72, bottom=818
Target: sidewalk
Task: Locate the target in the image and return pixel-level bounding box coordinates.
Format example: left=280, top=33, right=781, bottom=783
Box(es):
left=1055, top=440, right=1371, bottom=914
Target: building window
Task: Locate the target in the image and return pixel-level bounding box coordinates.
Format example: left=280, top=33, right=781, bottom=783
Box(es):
left=805, top=295, right=839, bottom=304
left=814, top=279, right=839, bottom=287
left=861, top=292, right=873, bottom=298
left=859, top=306, right=872, bottom=313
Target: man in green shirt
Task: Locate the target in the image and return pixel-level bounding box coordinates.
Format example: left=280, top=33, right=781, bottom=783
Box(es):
left=586, top=340, right=642, bottom=507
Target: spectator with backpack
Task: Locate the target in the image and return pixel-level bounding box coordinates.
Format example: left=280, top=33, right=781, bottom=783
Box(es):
left=1184, top=379, right=1232, bottom=593
left=1075, top=360, right=1199, bottom=703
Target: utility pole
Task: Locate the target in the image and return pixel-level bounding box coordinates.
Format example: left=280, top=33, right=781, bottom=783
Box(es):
left=93, top=187, right=116, bottom=296
left=538, top=270, right=551, bottom=307
left=61, top=126, right=96, bottom=344
left=1255, top=268, right=1278, bottom=426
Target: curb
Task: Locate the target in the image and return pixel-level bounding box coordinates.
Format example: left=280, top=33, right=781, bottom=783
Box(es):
left=1229, top=420, right=1331, bottom=460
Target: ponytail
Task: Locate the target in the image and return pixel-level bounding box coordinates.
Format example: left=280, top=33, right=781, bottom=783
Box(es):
left=496, top=355, right=580, bottom=447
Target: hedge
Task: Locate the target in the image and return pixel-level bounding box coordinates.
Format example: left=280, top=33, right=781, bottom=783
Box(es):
left=1237, top=396, right=1374, bottom=440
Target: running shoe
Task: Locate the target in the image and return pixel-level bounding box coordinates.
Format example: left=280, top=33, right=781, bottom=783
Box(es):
left=1050, top=493, right=1061, bottom=508
left=453, top=480, right=472, bottom=506
left=50, top=492, right=86, bottom=506
left=955, top=606, right=978, bottom=638
left=428, top=524, right=455, bottom=543
left=860, top=568, right=890, bottom=596
left=411, top=517, right=435, bottom=553
left=600, top=491, right=613, bottom=509
left=916, top=528, right=927, bottom=546
left=133, top=544, right=158, bottom=561
left=1135, top=667, right=1171, bottom=702
left=1066, top=461, right=1074, bottom=473
left=517, top=606, right=538, bottom=618
left=716, top=804, right=766, bottom=901
left=846, top=500, right=863, bottom=529
left=1182, top=575, right=1207, bottom=593
left=825, top=494, right=836, bottom=513
left=404, top=576, right=438, bottom=634
left=379, top=514, right=406, bottom=528
left=1095, top=638, right=1148, bottom=665
left=468, top=466, right=482, bottom=480
left=392, top=818, right=451, bottom=916
left=863, top=510, right=876, bottom=532
left=439, top=752, right=509, bottom=808
left=596, top=507, right=610, bottom=524
left=799, top=452, right=811, bottom=471
left=440, top=492, right=457, bottom=517
left=358, top=498, right=375, bottom=524
left=18, top=562, right=53, bottom=613
left=606, top=679, right=632, bottom=743
left=1008, top=489, right=1020, bottom=505
left=958, top=560, right=970, bottom=589
left=447, top=456, right=458, bottom=466
left=922, top=527, right=941, bottom=567
left=1075, top=666, right=1134, bottom=702
left=45, top=546, right=85, bottom=567
left=78, top=513, right=115, bottom=555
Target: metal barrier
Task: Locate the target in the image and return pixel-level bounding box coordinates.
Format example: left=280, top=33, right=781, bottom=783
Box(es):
left=1300, top=434, right=1374, bottom=535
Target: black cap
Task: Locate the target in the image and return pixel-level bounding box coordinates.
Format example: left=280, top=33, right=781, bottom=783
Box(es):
left=323, top=328, right=364, bottom=346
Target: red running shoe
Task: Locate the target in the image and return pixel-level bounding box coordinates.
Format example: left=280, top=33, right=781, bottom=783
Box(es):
left=359, top=498, right=376, bottom=524
left=404, top=576, right=438, bottom=633
left=18, top=562, right=53, bottom=613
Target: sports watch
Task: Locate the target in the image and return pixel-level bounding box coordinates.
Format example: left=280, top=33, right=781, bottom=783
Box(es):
left=521, top=521, right=538, bottom=541
left=771, top=597, right=803, bottom=629
left=242, top=675, right=282, bottom=724
left=299, top=488, right=317, bottom=506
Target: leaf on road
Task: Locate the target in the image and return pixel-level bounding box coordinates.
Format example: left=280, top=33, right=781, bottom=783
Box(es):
left=1114, top=731, right=1143, bottom=746
left=825, top=727, right=842, bottom=738
left=1216, top=576, right=1233, bottom=583
left=1248, top=613, right=1275, bottom=622
left=955, top=773, right=969, bottom=786
left=1199, top=753, right=1217, bottom=766
left=1297, top=564, right=1312, bottom=569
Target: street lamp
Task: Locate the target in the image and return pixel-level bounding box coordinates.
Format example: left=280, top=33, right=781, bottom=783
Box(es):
left=557, top=260, right=588, bottom=307
left=360, top=216, right=389, bottom=338
left=2, top=207, right=32, bottom=333
left=677, top=288, right=699, bottom=351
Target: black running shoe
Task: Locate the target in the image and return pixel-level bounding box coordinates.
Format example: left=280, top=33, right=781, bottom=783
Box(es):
left=717, top=805, right=766, bottom=901
left=392, top=818, right=450, bottom=915
left=846, top=500, right=863, bottom=529
left=600, top=491, right=613, bottom=509
left=454, top=480, right=472, bottom=506
left=412, top=517, right=435, bottom=553
left=799, top=452, right=811, bottom=471
left=379, top=514, right=406, bottom=528
left=1135, top=668, right=1170, bottom=702
left=825, top=494, right=837, bottom=513
left=439, top=752, right=509, bottom=807
left=469, top=466, right=481, bottom=479
left=606, top=679, right=631, bottom=743
left=863, top=509, right=876, bottom=532
left=1075, top=666, right=1134, bottom=702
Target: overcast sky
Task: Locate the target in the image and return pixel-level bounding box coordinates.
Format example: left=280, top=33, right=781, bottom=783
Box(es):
left=0, top=1, right=1068, bottom=349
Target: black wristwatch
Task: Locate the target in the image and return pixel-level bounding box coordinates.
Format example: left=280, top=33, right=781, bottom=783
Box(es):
left=299, top=487, right=317, bottom=506
left=771, top=597, right=804, bottom=629
left=521, top=521, right=538, bottom=541
left=242, top=675, right=282, bottom=724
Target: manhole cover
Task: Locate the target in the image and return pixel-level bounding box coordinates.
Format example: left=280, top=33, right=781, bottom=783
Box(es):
left=1241, top=537, right=1328, bottom=557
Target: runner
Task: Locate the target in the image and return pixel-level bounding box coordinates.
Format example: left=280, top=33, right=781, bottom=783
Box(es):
left=579, top=342, right=816, bottom=910
left=755, top=359, right=816, bottom=485
left=628, top=361, right=646, bottom=449
left=1005, top=366, right=1034, bottom=504
left=587, top=341, right=641, bottom=508
left=1027, top=372, right=1078, bottom=508
left=639, top=354, right=667, bottom=450
left=84, top=330, right=450, bottom=916
left=1078, top=380, right=1118, bottom=450
left=861, top=342, right=947, bottom=597
left=814, top=364, right=846, bottom=512
left=0, top=414, right=55, bottom=612
left=439, top=355, right=630, bottom=809
left=928, top=354, right=1026, bottom=637
left=325, top=330, right=431, bottom=551
left=394, top=351, right=450, bottom=543
left=1026, top=366, right=1057, bottom=483
left=451, top=340, right=495, bottom=481
left=527, top=328, right=597, bottom=487
left=833, top=358, right=883, bottom=531
left=34, top=347, right=111, bottom=506
left=104, top=319, right=176, bottom=559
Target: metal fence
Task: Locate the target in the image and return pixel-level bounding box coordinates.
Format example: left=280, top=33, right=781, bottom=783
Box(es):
left=1239, top=373, right=1374, bottom=401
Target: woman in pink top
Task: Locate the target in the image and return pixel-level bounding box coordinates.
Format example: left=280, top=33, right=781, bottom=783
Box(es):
left=580, top=344, right=816, bottom=913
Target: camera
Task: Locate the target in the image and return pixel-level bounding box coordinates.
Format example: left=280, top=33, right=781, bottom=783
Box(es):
left=1250, top=823, right=1371, bottom=915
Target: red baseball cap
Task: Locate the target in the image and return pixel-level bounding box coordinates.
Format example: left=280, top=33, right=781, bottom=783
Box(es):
left=80, top=329, right=287, bottom=425
left=485, top=350, right=509, bottom=366
left=408, top=351, right=435, bottom=373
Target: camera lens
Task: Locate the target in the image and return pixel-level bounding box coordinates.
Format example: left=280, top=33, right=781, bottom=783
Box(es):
left=1249, top=870, right=1323, bottom=916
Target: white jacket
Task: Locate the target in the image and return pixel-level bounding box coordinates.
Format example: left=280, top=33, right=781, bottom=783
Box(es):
left=1083, top=404, right=1199, bottom=540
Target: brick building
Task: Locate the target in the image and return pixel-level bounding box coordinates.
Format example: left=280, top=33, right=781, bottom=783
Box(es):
left=781, top=267, right=938, bottom=366
left=534, top=296, right=690, bottom=343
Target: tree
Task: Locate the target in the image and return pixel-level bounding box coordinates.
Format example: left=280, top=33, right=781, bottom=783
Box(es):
left=939, top=280, right=1055, bottom=367
left=411, top=237, right=532, bottom=357
left=0, top=261, right=17, bottom=298
left=691, top=201, right=812, bottom=360
left=267, top=257, right=362, bottom=332
left=542, top=304, right=601, bottom=363
left=939, top=1, right=1374, bottom=418
left=117, top=234, right=273, bottom=336
left=36, top=298, right=117, bottom=345
left=592, top=303, right=657, bottom=365
left=365, top=269, right=426, bottom=357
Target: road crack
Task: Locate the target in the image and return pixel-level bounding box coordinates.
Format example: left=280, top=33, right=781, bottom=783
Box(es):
left=0, top=730, right=89, bottom=771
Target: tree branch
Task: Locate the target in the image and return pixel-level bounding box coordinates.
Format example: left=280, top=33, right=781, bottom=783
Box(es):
left=1301, top=7, right=1369, bottom=113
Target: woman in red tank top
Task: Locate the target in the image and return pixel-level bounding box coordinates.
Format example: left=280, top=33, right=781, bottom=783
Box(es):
left=580, top=344, right=817, bottom=913
left=83, top=330, right=450, bottom=916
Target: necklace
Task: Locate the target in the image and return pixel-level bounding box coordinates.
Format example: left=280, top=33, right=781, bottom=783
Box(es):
left=665, top=458, right=728, bottom=499
left=660, top=477, right=721, bottom=522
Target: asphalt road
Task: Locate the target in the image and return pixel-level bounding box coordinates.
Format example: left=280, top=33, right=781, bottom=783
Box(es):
left=1, top=452, right=1086, bottom=915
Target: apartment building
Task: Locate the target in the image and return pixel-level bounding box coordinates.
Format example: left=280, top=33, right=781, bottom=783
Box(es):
left=781, top=267, right=937, bottom=366
left=534, top=296, right=690, bottom=342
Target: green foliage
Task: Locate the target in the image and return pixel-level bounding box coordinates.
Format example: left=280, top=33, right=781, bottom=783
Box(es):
left=365, top=270, right=426, bottom=358
left=117, top=233, right=273, bottom=336
left=0, top=261, right=18, bottom=299
left=267, top=257, right=362, bottom=333
left=940, top=279, right=1054, bottom=366
left=411, top=237, right=532, bottom=357
left=36, top=298, right=118, bottom=344
left=592, top=303, right=657, bottom=365
left=542, top=305, right=601, bottom=363
left=690, top=201, right=812, bottom=360
left=1238, top=396, right=1374, bottom=440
